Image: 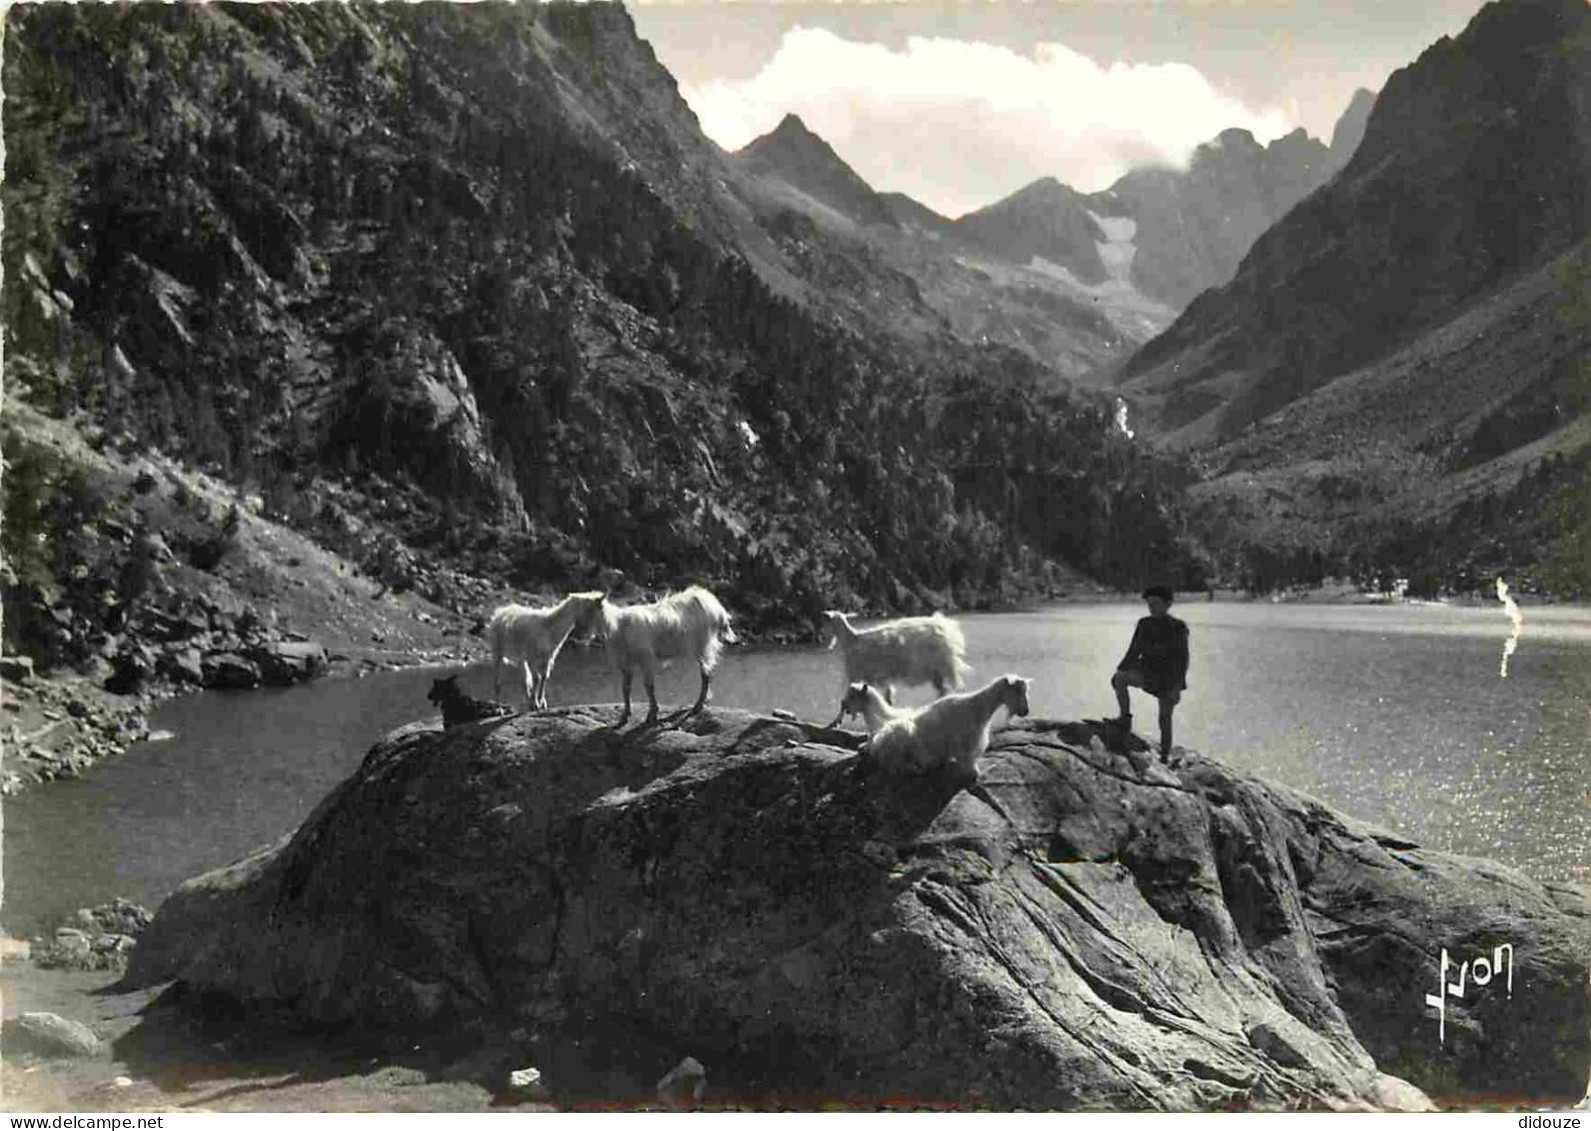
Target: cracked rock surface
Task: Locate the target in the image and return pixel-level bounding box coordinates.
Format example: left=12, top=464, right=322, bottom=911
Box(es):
left=126, top=708, right=1588, bottom=1109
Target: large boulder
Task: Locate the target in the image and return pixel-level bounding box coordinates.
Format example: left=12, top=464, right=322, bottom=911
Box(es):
left=104, top=642, right=157, bottom=694
left=251, top=640, right=328, bottom=686
left=201, top=651, right=261, bottom=690
left=2, top=1012, right=104, bottom=1059
left=160, top=646, right=205, bottom=687
left=127, top=710, right=1588, bottom=1110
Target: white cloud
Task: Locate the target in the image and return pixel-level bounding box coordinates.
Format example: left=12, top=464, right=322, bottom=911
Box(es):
left=682, top=28, right=1297, bottom=218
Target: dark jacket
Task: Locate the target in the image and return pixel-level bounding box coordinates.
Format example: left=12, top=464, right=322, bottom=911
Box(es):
left=1117, top=614, right=1190, bottom=692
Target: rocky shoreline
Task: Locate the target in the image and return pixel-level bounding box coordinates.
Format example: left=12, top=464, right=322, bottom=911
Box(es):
left=0, top=631, right=476, bottom=798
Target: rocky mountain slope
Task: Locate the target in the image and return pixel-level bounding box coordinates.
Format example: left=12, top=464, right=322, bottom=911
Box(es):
left=944, top=93, right=1377, bottom=316
left=1092, top=127, right=1332, bottom=311
left=955, top=176, right=1111, bottom=286
left=736, top=114, right=900, bottom=232
left=730, top=116, right=1169, bottom=376
left=730, top=93, right=1379, bottom=380
left=1118, top=0, right=1591, bottom=444
left=1108, top=0, right=1591, bottom=592
left=2, top=0, right=1206, bottom=677
left=0, top=398, right=488, bottom=794
left=1183, top=239, right=1591, bottom=593
left=127, top=708, right=1590, bottom=1109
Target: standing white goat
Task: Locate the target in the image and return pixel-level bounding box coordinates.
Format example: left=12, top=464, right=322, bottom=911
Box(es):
left=601, top=586, right=737, bottom=726
left=841, top=675, right=1030, bottom=780
left=488, top=591, right=607, bottom=710
left=821, top=610, right=971, bottom=727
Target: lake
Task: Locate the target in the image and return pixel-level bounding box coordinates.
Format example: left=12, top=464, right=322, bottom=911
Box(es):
left=4, top=600, right=1588, bottom=935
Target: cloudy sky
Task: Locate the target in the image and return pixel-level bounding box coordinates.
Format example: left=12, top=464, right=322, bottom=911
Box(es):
left=628, top=0, right=1489, bottom=218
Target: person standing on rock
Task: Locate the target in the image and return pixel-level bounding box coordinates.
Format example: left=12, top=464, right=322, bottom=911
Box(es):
left=1109, top=585, right=1189, bottom=760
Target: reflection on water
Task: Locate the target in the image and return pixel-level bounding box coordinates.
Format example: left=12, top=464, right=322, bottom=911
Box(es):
left=4, top=602, right=1588, bottom=933
left=1496, top=578, right=1525, bottom=678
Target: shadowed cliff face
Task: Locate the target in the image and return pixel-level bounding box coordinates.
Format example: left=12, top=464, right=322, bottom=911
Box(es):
left=1117, top=0, right=1591, bottom=445
left=127, top=708, right=1588, bottom=1110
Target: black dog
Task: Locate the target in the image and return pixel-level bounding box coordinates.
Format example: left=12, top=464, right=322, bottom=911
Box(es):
left=427, top=675, right=514, bottom=729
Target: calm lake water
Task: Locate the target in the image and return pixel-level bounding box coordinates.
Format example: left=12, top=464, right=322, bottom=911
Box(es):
left=4, top=601, right=1588, bottom=934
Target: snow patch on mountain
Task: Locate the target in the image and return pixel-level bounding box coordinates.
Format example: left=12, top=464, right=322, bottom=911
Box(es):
left=1088, top=209, right=1137, bottom=284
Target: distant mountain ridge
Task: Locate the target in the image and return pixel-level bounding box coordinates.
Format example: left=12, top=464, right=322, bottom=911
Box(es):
left=960, top=97, right=1377, bottom=313
left=724, top=90, right=1379, bottom=381
left=1093, top=126, right=1333, bottom=309
left=729, top=109, right=1173, bottom=377
left=1116, top=0, right=1591, bottom=445
left=1106, top=0, right=1591, bottom=595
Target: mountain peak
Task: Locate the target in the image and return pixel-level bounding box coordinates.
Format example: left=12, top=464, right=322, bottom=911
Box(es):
left=1000, top=176, right=1083, bottom=206
left=1326, top=87, right=1378, bottom=175
left=773, top=112, right=813, bottom=137
left=1212, top=127, right=1260, bottom=150
left=741, top=112, right=829, bottom=159
left=952, top=175, right=1108, bottom=283
left=737, top=112, right=898, bottom=229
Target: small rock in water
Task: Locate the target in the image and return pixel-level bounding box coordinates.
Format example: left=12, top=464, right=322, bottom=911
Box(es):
left=655, top=1055, right=706, bottom=1103
left=147, top=730, right=176, bottom=743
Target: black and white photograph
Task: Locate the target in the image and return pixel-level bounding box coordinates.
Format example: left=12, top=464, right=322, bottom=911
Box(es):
left=1, top=0, right=1588, bottom=1115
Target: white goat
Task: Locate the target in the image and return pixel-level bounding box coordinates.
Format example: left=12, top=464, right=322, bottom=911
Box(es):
left=837, top=680, right=915, bottom=735
left=601, top=586, right=737, bottom=726
left=844, top=675, right=1030, bottom=780
left=821, top=610, right=971, bottom=727
left=488, top=591, right=606, bottom=710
